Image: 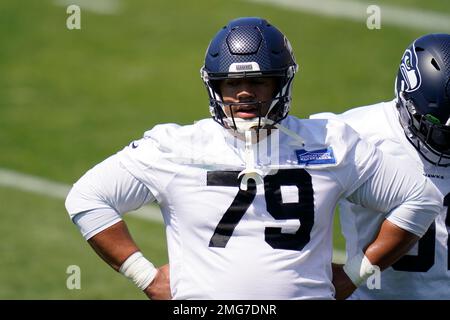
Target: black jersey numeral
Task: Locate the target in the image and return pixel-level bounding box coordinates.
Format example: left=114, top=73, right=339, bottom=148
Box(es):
left=263, top=169, right=314, bottom=251
left=207, top=169, right=315, bottom=251
left=207, top=171, right=256, bottom=248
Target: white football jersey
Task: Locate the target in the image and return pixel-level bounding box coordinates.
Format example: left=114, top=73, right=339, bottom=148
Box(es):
left=312, top=100, right=450, bottom=299
left=66, top=115, right=439, bottom=299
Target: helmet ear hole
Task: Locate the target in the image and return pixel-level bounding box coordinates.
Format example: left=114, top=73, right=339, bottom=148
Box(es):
left=431, top=58, right=441, bottom=71
left=210, top=80, right=221, bottom=95
left=274, top=77, right=284, bottom=95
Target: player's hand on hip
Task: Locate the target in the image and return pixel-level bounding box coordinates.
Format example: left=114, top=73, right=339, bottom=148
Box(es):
left=144, top=264, right=172, bottom=300
left=332, top=263, right=357, bottom=300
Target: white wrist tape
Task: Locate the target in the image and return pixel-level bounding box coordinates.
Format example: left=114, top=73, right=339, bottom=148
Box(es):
left=343, top=252, right=376, bottom=287
left=119, top=252, right=157, bottom=291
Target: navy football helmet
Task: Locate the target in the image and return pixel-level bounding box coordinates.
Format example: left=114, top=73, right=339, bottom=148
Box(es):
left=395, top=33, right=450, bottom=166
left=200, top=17, right=298, bottom=132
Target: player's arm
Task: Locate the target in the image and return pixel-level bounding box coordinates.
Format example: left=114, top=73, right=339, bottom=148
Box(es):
left=333, top=147, right=441, bottom=299
left=65, top=154, right=171, bottom=299
left=332, top=219, right=419, bottom=299
left=364, top=219, right=419, bottom=270
left=87, top=220, right=170, bottom=300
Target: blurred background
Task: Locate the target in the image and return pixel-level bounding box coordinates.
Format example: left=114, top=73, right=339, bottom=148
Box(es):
left=1, top=0, right=449, bottom=299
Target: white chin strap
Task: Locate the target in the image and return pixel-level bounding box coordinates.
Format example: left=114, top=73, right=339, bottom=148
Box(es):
left=222, top=95, right=280, bottom=133
left=224, top=117, right=271, bottom=133
left=237, top=119, right=307, bottom=191
left=225, top=117, right=306, bottom=147
left=238, top=130, right=264, bottom=190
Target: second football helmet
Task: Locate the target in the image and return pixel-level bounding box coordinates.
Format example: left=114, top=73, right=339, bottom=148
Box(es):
left=200, top=17, right=298, bottom=132
left=395, top=33, right=450, bottom=166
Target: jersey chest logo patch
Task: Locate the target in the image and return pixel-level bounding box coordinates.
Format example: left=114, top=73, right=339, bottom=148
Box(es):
left=295, top=147, right=336, bottom=165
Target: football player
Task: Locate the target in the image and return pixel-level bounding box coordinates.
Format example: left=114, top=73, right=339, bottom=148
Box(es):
left=312, top=33, right=450, bottom=299
left=65, top=18, right=441, bottom=299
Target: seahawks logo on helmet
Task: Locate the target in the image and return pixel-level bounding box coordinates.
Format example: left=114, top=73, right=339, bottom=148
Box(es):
left=399, top=46, right=422, bottom=92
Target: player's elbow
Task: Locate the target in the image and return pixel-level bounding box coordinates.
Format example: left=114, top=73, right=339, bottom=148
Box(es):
left=65, top=186, right=80, bottom=222
left=420, top=180, right=442, bottom=218
left=401, top=179, right=441, bottom=237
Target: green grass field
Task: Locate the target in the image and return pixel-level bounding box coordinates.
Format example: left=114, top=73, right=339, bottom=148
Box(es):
left=1, top=0, right=449, bottom=299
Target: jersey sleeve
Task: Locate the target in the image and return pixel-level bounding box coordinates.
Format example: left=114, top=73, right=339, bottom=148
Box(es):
left=346, top=149, right=441, bottom=237
left=65, top=154, right=155, bottom=239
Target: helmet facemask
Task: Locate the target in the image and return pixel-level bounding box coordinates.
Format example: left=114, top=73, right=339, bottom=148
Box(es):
left=201, top=66, right=297, bottom=133
left=397, top=91, right=450, bottom=166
